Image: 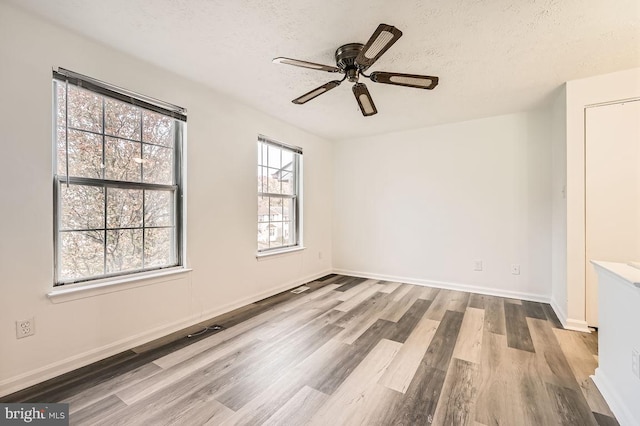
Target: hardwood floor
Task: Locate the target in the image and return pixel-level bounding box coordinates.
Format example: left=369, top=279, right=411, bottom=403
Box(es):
left=2, top=275, right=618, bottom=425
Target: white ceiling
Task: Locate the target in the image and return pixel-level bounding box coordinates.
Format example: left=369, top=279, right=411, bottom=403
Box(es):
left=8, top=0, right=640, bottom=140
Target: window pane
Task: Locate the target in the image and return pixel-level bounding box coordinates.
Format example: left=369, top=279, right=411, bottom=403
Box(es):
left=280, top=153, right=294, bottom=194
left=60, top=184, right=105, bottom=230
left=270, top=222, right=283, bottom=248
left=257, top=166, right=266, bottom=193
left=143, top=144, right=173, bottom=184
left=105, top=98, right=141, bottom=140
left=145, top=190, right=173, bottom=227
left=281, top=170, right=294, bottom=195
left=60, top=231, right=104, bottom=280
left=56, top=126, right=67, bottom=176
left=105, top=137, right=141, bottom=182
left=260, top=144, right=268, bottom=167
left=107, top=188, right=143, bottom=229
left=258, top=222, right=270, bottom=250
left=270, top=197, right=282, bottom=221
left=282, top=221, right=295, bottom=246
left=67, top=85, right=103, bottom=133
left=68, top=129, right=103, bottom=179
left=258, top=196, right=269, bottom=223
left=282, top=198, right=293, bottom=222
left=144, top=228, right=174, bottom=267
left=55, top=82, right=66, bottom=128
left=106, top=229, right=143, bottom=273
left=266, top=168, right=282, bottom=194
left=143, top=110, right=174, bottom=147
left=267, top=145, right=281, bottom=169
left=282, top=150, right=293, bottom=170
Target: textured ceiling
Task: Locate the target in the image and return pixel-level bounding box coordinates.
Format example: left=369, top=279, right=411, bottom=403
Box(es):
left=7, top=0, right=640, bottom=140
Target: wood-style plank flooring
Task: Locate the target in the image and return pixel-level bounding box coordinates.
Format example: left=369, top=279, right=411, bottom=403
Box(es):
left=2, top=275, right=618, bottom=425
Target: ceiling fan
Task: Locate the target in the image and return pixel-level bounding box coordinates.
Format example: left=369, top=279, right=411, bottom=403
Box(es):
left=273, top=24, right=439, bottom=117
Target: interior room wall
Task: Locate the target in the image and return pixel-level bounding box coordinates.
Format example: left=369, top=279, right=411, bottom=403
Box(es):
left=564, top=67, right=640, bottom=331
left=332, top=110, right=552, bottom=301
left=0, top=3, right=333, bottom=396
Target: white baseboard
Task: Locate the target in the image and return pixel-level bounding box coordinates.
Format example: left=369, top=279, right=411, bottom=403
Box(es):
left=563, top=318, right=591, bottom=333
left=332, top=268, right=550, bottom=304
left=0, top=312, right=204, bottom=398
left=549, top=296, right=591, bottom=333
left=549, top=297, right=567, bottom=324
left=0, top=269, right=331, bottom=398
left=193, top=269, right=332, bottom=323
left=592, top=369, right=637, bottom=426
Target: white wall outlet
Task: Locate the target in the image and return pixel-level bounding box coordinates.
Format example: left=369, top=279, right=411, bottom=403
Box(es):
left=511, top=264, right=521, bottom=275
left=632, top=349, right=640, bottom=379
left=473, top=260, right=483, bottom=271
left=16, top=318, right=35, bottom=339
left=318, top=251, right=323, bottom=260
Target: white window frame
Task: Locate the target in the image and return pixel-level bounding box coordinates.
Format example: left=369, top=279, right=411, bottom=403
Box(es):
left=52, top=68, right=186, bottom=286
left=257, top=135, right=303, bottom=255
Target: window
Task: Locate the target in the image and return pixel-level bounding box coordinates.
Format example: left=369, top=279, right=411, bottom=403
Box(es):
left=53, top=69, right=186, bottom=285
left=257, top=136, right=302, bottom=253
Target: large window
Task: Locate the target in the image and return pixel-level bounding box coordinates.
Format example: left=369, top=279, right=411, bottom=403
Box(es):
left=257, top=136, right=302, bottom=253
left=53, top=69, right=186, bottom=285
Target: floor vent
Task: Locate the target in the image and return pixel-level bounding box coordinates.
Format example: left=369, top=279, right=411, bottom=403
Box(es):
left=290, top=286, right=310, bottom=294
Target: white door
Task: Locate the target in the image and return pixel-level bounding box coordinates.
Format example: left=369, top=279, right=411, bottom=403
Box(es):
left=585, top=100, right=640, bottom=327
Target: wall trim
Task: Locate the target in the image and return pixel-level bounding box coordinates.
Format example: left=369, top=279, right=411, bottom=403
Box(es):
left=592, top=369, right=637, bottom=426
left=0, top=269, right=331, bottom=398
left=333, top=268, right=550, bottom=303
left=550, top=296, right=568, bottom=325
left=549, top=295, right=590, bottom=332
left=563, top=317, right=591, bottom=333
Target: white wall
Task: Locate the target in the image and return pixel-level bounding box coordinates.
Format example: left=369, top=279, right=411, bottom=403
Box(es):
left=564, top=68, right=640, bottom=331
left=333, top=111, right=552, bottom=300
left=550, top=86, right=568, bottom=324
left=0, top=3, right=333, bottom=396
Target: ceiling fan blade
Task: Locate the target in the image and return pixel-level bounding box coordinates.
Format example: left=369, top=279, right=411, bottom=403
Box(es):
left=352, top=83, right=377, bottom=117
left=355, top=24, right=403, bottom=69
left=273, top=57, right=341, bottom=73
left=292, top=80, right=342, bottom=104
left=370, top=71, right=439, bottom=90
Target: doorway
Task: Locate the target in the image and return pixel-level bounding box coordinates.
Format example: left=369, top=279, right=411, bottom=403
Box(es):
left=585, top=100, right=640, bottom=327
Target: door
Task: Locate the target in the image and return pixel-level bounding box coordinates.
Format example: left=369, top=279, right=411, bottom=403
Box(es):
left=585, top=100, right=640, bottom=327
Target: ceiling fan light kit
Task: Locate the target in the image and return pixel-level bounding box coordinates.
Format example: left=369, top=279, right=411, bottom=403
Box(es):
left=273, top=23, right=439, bottom=117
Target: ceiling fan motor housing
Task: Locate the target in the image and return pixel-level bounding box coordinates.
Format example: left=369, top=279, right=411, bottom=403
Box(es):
left=335, top=43, right=365, bottom=71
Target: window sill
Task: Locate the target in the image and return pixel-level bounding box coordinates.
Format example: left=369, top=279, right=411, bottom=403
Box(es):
left=47, top=267, right=192, bottom=304
left=256, top=246, right=306, bottom=260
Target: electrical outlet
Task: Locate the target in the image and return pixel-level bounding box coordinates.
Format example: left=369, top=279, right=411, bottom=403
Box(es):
left=318, top=251, right=323, bottom=260
left=632, top=349, right=640, bottom=379
left=16, top=318, right=35, bottom=339
left=473, top=260, right=483, bottom=271
left=511, top=264, right=521, bottom=275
